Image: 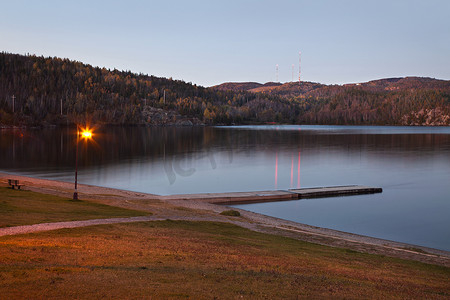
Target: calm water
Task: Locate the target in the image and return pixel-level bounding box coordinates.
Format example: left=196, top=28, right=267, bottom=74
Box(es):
left=1, top=125, right=449, bottom=250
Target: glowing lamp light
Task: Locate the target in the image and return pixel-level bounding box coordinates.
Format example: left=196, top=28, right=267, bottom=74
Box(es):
left=81, top=130, right=92, bottom=139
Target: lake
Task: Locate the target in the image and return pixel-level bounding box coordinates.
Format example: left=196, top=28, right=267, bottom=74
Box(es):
left=1, top=125, right=449, bottom=251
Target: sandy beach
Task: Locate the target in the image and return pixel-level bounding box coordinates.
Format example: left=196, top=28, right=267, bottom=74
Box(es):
left=1, top=171, right=449, bottom=267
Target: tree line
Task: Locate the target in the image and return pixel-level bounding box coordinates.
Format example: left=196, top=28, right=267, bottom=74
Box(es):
left=1, top=52, right=449, bottom=126
left=0, top=52, right=297, bottom=126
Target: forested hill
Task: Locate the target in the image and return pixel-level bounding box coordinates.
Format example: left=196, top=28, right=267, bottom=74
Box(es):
left=0, top=52, right=295, bottom=126
left=1, top=52, right=449, bottom=126
left=214, top=78, right=450, bottom=125
left=214, top=77, right=450, bottom=95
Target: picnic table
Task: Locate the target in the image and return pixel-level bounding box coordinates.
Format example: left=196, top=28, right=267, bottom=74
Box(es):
left=8, top=179, right=23, bottom=190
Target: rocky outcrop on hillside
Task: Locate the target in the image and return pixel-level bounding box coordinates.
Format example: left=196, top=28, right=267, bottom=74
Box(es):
left=142, top=107, right=204, bottom=126
left=401, top=108, right=450, bottom=126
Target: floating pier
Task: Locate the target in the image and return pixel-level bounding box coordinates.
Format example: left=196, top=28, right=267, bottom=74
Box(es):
left=163, top=185, right=382, bottom=205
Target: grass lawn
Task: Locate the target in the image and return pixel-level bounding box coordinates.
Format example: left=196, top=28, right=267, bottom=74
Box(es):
left=0, top=221, right=449, bottom=299
left=0, top=187, right=149, bottom=227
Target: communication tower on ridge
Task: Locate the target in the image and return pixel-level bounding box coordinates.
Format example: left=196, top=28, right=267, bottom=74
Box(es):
left=299, top=51, right=301, bottom=83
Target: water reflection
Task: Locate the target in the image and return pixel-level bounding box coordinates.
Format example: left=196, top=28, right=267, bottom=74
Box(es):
left=275, top=151, right=301, bottom=189
left=297, top=152, right=301, bottom=188
left=274, top=153, right=278, bottom=188
left=1, top=126, right=449, bottom=192
left=1, top=125, right=450, bottom=250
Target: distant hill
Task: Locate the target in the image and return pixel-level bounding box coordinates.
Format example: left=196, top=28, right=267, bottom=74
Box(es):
left=345, top=77, right=450, bottom=92
left=216, top=77, right=450, bottom=96
left=1, top=52, right=449, bottom=127
left=213, top=81, right=327, bottom=97
left=212, top=82, right=263, bottom=92
left=249, top=81, right=326, bottom=95
left=214, top=77, right=450, bottom=126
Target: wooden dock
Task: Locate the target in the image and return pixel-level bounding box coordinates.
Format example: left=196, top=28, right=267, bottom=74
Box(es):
left=292, top=185, right=383, bottom=199
left=162, top=185, right=382, bottom=205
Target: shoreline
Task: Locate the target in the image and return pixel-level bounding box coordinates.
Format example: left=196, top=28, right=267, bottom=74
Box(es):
left=1, top=171, right=449, bottom=267
left=2, top=124, right=450, bottom=131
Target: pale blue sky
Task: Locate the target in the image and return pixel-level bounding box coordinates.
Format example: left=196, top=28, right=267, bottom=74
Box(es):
left=1, top=0, right=449, bottom=86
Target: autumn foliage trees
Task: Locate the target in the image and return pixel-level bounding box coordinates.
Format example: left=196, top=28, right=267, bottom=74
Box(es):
left=1, top=52, right=449, bottom=126
left=0, top=52, right=300, bottom=126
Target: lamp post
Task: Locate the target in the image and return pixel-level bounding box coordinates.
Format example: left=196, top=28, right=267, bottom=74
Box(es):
left=73, top=127, right=79, bottom=200
left=73, top=126, right=93, bottom=200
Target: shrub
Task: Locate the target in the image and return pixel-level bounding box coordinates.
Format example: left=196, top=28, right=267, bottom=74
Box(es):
left=220, top=210, right=241, bottom=217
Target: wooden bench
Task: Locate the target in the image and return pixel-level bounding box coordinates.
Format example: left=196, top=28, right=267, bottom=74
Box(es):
left=8, top=179, right=23, bottom=190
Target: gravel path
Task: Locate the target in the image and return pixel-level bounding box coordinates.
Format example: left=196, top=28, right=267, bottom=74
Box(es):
left=0, top=216, right=162, bottom=237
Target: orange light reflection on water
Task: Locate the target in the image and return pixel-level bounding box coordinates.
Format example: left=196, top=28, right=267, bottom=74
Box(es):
left=290, top=155, right=294, bottom=188
left=297, top=151, right=301, bottom=188
left=274, top=153, right=278, bottom=189
left=274, top=151, right=301, bottom=189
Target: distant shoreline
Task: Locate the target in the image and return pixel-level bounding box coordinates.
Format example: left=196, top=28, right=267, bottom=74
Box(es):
left=2, top=123, right=450, bottom=130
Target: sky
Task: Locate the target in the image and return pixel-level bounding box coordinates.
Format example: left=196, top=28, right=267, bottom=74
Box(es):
left=1, top=0, right=449, bottom=87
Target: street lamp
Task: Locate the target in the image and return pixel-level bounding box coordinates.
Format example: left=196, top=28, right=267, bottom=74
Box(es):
left=73, top=126, right=93, bottom=200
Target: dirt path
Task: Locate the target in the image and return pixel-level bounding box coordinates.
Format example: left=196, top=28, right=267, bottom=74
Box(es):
left=0, top=216, right=161, bottom=236
left=1, top=172, right=449, bottom=267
